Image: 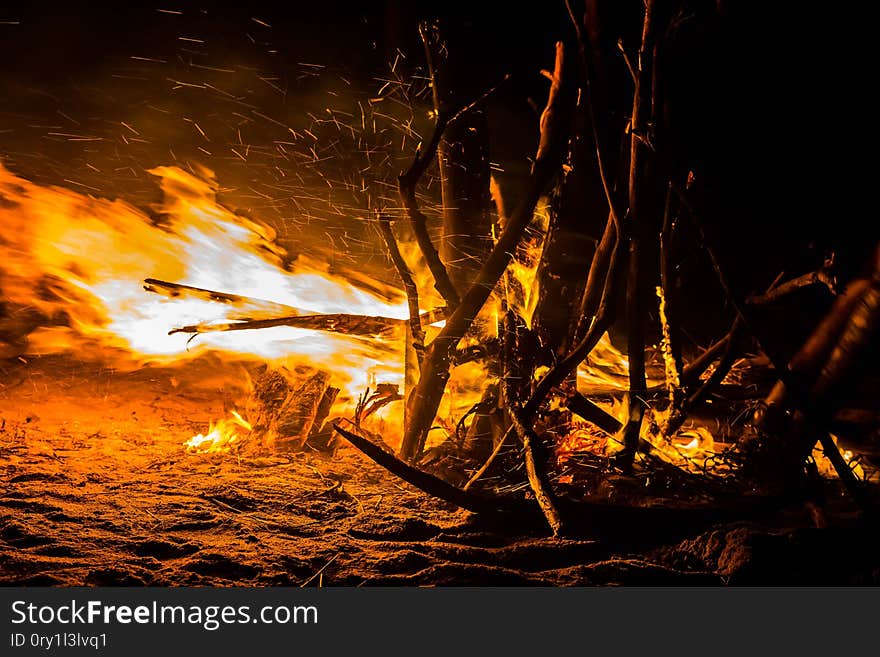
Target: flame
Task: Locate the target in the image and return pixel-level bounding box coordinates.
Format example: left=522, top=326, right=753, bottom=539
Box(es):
left=0, top=163, right=410, bottom=441
left=814, top=435, right=867, bottom=481
left=577, top=332, right=631, bottom=390
left=185, top=410, right=253, bottom=453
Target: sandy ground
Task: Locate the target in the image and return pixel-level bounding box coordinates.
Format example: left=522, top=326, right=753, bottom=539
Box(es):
left=1, top=355, right=878, bottom=586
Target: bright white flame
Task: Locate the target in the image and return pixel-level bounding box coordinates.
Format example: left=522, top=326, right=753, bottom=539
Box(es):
left=0, top=163, right=408, bottom=398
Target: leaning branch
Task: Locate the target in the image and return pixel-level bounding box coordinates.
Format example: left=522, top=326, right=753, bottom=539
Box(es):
left=333, top=423, right=511, bottom=515
left=746, top=264, right=838, bottom=306
left=377, top=214, right=425, bottom=354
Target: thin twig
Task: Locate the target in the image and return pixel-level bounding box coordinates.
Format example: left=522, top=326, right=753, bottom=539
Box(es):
left=300, top=554, right=338, bottom=587
left=396, top=29, right=512, bottom=309
left=564, top=0, right=624, bottom=230
left=617, top=39, right=638, bottom=84
left=463, top=427, right=511, bottom=491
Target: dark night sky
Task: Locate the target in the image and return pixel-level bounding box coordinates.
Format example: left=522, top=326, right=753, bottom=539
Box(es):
left=0, top=3, right=568, bottom=275
left=0, top=2, right=873, bottom=338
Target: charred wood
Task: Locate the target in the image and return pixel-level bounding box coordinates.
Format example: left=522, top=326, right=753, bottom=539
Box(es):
left=567, top=391, right=623, bottom=435
left=334, top=423, right=513, bottom=515
left=746, top=261, right=838, bottom=306
left=246, top=367, right=333, bottom=452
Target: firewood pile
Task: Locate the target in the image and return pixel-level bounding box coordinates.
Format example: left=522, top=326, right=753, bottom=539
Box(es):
left=158, top=1, right=879, bottom=536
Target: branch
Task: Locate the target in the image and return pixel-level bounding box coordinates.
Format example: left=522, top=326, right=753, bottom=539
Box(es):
left=398, top=149, right=460, bottom=308
left=144, top=278, right=298, bottom=314
left=169, top=313, right=401, bottom=339
left=511, top=411, right=564, bottom=536
left=620, top=0, right=659, bottom=462
left=377, top=214, right=425, bottom=356
left=333, top=423, right=511, bottom=515
left=616, top=38, right=638, bottom=84
left=746, top=264, right=838, bottom=306
left=567, top=392, right=623, bottom=435
left=564, top=0, right=625, bottom=230
left=395, top=27, right=512, bottom=310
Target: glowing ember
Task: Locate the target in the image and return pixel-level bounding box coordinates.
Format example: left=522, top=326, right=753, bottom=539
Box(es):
left=556, top=424, right=608, bottom=463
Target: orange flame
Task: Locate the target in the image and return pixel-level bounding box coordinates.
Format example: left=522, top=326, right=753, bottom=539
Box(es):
left=0, top=163, right=411, bottom=443
left=185, top=410, right=253, bottom=453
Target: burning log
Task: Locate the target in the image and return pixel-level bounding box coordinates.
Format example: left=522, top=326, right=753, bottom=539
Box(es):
left=169, top=313, right=401, bottom=339
left=150, top=276, right=445, bottom=341
left=303, top=385, right=341, bottom=453
left=246, top=366, right=335, bottom=452
left=143, top=278, right=298, bottom=315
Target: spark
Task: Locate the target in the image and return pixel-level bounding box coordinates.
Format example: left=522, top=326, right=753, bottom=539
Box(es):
left=189, top=63, right=236, bottom=74
left=62, top=179, right=102, bottom=192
